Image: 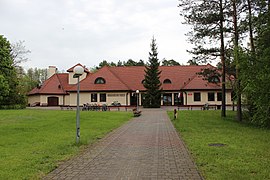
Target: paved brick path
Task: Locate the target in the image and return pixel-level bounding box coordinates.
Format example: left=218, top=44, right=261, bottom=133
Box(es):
left=44, top=109, right=202, bottom=180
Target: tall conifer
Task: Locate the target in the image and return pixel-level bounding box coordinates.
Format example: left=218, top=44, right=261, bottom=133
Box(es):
left=143, top=37, right=162, bottom=108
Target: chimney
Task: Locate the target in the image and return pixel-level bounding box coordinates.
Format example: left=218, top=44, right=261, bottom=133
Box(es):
left=47, top=66, right=57, bottom=79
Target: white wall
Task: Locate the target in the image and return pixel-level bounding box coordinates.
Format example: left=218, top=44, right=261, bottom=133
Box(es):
left=69, top=92, right=129, bottom=106
left=185, top=91, right=232, bottom=105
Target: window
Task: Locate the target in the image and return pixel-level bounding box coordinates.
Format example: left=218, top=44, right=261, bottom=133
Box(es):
left=141, top=79, right=145, bottom=84
left=217, top=92, right=222, bottom=101
left=208, top=92, right=215, bottom=101
left=194, top=92, right=201, bottom=102
left=95, top=77, right=106, bottom=84
left=163, top=79, right=172, bottom=84
left=91, top=93, right=97, bottom=102
left=100, top=93, right=106, bottom=102
left=174, top=93, right=183, bottom=105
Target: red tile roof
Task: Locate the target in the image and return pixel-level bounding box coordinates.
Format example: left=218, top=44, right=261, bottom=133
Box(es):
left=75, top=66, right=130, bottom=91
left=107, top=65, right=222, bottom=91
left=28, top=73, right=74, bottom=95
left=28, top=64, right=224, bottom=95
left=183, top=74, right=221, bottom=90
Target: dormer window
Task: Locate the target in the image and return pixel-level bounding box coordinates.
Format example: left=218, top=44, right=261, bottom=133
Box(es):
left=95, top=77, right=106, bottom=84
left=163, top=79, right=172, bottom=84
left=141, top=80, right=145, bottom=84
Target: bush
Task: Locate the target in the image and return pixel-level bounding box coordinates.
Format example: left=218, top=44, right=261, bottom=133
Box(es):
left=0, top=104, right=26, bottom=110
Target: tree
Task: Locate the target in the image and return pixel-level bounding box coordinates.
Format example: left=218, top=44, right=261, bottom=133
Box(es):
left=179, top=0, right=229, bottom=117
left=117, top=60, right=123, bottom=66
left=0, top=75, right=9, bottom=102
left=98, top=60, right=110, bottom=69
left=10, top=40, right=31, bottom=68
left=239, top=0, right=270, bottom=128
left=137, top=59, right=145, bottom=66
left=0, top=35, right=24, bottom=107
left=122, top=59, right=145, bottom=66
left=232, top=0, right=243, bottom=121
left=20, top=68, right=48, bottom=94
left=161, top=59, right=180, bottom=66
left=124, top=59, right=137, bottom=66
left=143, top=37, right=162, bottom=108
left=187, top=59, right=198, bottom=65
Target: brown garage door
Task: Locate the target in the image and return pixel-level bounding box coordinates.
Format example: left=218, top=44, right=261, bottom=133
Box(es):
left=47, top=97, right=59, bottom=106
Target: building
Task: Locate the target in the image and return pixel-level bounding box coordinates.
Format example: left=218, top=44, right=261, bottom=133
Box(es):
left=27, top=63, right=233, bottom=107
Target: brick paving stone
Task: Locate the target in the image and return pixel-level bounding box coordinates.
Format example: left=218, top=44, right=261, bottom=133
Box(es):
left=44, top=109, right=203, bottom=180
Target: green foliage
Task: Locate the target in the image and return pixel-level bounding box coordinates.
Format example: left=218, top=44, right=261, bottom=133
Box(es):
left=94, top=59, right=145, bottom=71
left=0, top=35, right=23, bottom=107
left=178, top=0, right=231, bottom=63
left=187, top=59, right=198, bottom=65
left=179, top=0, right=270, bottom=123
left=169, top=110, right=270, bottom=179
left=179, top=0, right=228, bottom=117
left=238, top=1, right=270, bottom=128
left=0, top=75, right=10, bottom=101
left=161, top=58, right=180, bottom=66
left=143, top=37, right=162, bottom=108
left=198, top=66, right=221, bottom=83
left=21, top=67, right=48, bottom=93
left=240, top=50, right=270, bottom=127
left=0, top=109, right=131, bottom=179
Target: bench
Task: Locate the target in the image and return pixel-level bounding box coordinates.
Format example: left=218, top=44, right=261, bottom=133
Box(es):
left=60, top=105, right=73, bottom=110
left=202, top=104, right=217, bottom=110
left=133, top=108, right=141, bottom=117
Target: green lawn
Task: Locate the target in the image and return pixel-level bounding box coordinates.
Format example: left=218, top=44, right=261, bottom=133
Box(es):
left=169, top=110, right=270, bottom=180
left=0, top=109, right=132, bottom=180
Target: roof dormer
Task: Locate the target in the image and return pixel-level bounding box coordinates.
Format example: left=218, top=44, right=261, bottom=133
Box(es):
left=67, top=63, right=90, bottom=84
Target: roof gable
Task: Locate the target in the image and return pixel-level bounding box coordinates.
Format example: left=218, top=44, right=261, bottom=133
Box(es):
left=28, top=73, right=70, bottom=95
left=67, top=63, right=90, bottom=73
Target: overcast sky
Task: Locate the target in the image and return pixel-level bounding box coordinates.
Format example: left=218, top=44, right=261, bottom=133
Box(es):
left=0, top=0, right=194, bottom=71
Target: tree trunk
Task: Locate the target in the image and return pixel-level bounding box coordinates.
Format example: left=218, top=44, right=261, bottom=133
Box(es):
left=220, top=0, right=226, bottom=117
left=247, top=0, right=255, bottom=53
left=233, top=0, right=242, bottom=121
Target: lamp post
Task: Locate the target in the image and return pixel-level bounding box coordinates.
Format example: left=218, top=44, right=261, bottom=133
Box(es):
left=73, top=65, right=84, bottom=144
left=136, top=90, right=139, bottom=111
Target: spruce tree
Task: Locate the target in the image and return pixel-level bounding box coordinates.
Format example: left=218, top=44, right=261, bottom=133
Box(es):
left=143, top=37, right=162, bottom=108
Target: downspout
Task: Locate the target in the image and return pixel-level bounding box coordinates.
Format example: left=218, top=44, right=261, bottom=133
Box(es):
left=126, top=92, right=129, bottom=106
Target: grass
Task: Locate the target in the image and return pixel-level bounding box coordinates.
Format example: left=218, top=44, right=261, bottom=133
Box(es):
left=168, top=110, right=270, bottom=180
left=0, top=109, right=132, bottom=180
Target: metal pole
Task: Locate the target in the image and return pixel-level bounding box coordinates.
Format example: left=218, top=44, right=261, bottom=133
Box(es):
left=137, top=93, right=139, bottom=111
left=76, top=77, right=80, bottom=143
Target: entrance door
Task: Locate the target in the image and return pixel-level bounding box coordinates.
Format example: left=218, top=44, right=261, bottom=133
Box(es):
left=174, top=93, right=184, bottom=105
left=47, top=97, right=59, bottom=106
left=130, top=93, right=139, bottom=106
left=163, top=93, right=172, bottom=106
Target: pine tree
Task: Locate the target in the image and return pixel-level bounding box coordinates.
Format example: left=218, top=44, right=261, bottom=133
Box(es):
left=178, top=0, right=229, bottom=117
left=143, top=37, right=162, bottom=108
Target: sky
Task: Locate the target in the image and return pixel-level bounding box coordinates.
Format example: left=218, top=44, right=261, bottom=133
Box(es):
left=0, top=0, right=194, bottom=71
